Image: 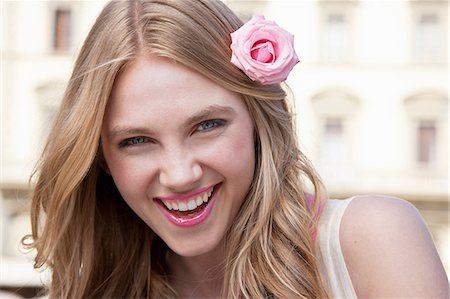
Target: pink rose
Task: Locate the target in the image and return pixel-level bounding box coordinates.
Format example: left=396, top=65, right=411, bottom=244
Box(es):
left=230, top=15, right=299, bottom=85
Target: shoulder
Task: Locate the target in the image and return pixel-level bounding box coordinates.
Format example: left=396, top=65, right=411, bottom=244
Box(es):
left=339, top=195, right=449, bottom=298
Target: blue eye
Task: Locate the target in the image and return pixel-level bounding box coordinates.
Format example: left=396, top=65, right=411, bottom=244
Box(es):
left=119, top=136, right=149, bottom=147
left=197, top=119, right=226, bottom=132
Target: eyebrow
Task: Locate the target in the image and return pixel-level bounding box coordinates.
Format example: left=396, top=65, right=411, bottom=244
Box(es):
left=184, top=104, right=236, bottom=127
left=107, top=104, right=236, bottom=138
left=107, top=126, right=153, bottom=138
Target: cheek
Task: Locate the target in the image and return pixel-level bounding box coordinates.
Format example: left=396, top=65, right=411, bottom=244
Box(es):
left=206, top=127, right=255, bottom=181
left=107, top=164, right=156, bottom=224
left=230, top=134, right=255, bottom=171
left=106, top=156, right=155, bottom=199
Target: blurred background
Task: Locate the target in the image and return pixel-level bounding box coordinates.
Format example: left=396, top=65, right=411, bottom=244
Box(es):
left=1, top=0, right=448, bottom=297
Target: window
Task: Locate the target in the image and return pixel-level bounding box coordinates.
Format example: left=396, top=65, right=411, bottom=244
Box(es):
left=417, top=121, right=436, bottom=164
left=320, top=12, right=350, bottom=62
left=311, top=90, right=360, bottom=182
left=53, top=8, right=71, bottom=51
left=318, top=2, right=356, bottom=63
left=404, top=92, right=447, bottom=170
left=413, top=13, right=440, bottom=62
left=36, top=81, right=65, bottom=141
left=411, top=1, right=448, bottom=64
left=321, top=118, right=346, bottom=166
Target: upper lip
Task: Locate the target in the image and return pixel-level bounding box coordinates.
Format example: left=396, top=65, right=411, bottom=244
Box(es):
left=155, top=184, right=216, bottom=202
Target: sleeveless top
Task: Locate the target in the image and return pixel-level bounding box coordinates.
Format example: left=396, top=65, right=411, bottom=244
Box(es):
left=317, top=198, right=358, bottom=299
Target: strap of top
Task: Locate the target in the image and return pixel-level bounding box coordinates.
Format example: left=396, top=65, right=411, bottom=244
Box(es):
left=317, top=198, right=358, bottom=299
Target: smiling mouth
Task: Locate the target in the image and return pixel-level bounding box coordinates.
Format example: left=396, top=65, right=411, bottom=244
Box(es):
left=156, top=184, right=219, bottom=218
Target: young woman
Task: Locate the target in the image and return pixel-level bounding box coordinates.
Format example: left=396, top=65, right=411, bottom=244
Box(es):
left=24, top=0, right=448, bottom=298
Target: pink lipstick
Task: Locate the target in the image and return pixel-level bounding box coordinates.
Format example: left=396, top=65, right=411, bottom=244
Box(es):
left=154, top=183, right=221, bottom=227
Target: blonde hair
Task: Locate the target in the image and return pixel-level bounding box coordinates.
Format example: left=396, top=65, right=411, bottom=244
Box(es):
left=24, top=0, right=329, bottom=298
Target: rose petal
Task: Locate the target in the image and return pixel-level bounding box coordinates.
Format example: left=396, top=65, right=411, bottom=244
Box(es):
left=250, top=41, right=275, bottom=63
left=230, top=15, right=299, bottom=84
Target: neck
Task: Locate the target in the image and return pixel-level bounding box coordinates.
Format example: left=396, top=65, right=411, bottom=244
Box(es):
left=168, top=244, right=225, bottom=298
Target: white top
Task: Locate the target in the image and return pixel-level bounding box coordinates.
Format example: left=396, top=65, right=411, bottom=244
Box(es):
left=317, top=198, right=358, bottom=299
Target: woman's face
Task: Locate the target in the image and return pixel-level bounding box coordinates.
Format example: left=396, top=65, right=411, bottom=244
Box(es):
left=101, top=57, right=255, bottom=257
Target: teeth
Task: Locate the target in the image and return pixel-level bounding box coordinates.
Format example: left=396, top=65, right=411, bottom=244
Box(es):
left=187, top=200, right=197, bottom=210
left=160, top=187, right=214, bottom=212
left=179, top=202, right=188, bottom=211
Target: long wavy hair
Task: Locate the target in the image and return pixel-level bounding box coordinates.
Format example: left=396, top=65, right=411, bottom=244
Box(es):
left=24, top=0, right=329, bottom=298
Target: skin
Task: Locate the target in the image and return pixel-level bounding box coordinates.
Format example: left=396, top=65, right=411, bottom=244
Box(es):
left=101, top=56, right=255, bottom=298
left=341, top=195, right=449, bottom=298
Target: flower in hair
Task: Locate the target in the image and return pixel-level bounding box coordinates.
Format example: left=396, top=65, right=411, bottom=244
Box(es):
left=230, top=15, right=299, bottom=85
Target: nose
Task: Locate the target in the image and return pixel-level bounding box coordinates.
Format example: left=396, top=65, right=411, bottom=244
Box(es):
left=158, top=147, right=202, bottom=192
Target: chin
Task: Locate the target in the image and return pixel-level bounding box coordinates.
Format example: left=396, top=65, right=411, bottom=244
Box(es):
left=168, top=234, right=224, bottom=258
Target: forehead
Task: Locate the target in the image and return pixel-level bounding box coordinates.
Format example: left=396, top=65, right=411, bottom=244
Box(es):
left=104, top=56, right=247, bottom=126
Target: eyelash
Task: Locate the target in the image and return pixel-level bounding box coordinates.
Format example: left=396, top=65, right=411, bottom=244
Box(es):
left=119, top=136, right=150, bottom=148
left=196, top=119, right=226, bottom=132
left=118, top=119, right=226, bottom=148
